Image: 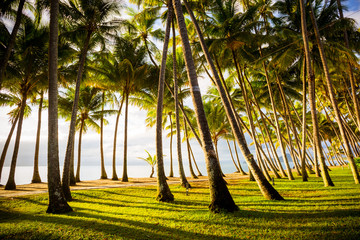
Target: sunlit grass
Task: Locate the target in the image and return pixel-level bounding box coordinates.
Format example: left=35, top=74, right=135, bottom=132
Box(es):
left=1, top=167, right=359, bottom=239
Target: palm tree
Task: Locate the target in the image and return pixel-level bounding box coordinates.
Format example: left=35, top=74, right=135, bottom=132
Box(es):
left=114, top=37, right=149, bottom=182
left=183, top=0, right=283, bottom=205
left=31, top=90, right=45, bottom=183
left=308, top=1, right=359, bottom=184
left=4, top=17, right=48, bottom=190
left=0, top=0, right=26, bottom=88
left=46, top=0, right=72, bottom=213
left=60, top=0, right=121, bottom=200
left=138, top=150, right=156, bottom=178
left=155, top=1, right=174, bottom=202
left=173, top=0, right=239, bottom=212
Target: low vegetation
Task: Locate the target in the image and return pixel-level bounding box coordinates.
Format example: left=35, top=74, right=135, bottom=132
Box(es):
left=1, top=167, right=359, bottom=239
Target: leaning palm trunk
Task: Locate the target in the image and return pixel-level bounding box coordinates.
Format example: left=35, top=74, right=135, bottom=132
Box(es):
left=189, top=144, right=203, bottom=176
left=172, top=20, right=190, bottom=186
left=75, top=119, right=85, bottom=182
left=5, top=93, right=27, bottom=190
left=0, top=0, right=26, bottom=88
left=62, top=30, right=92, bottom=200
left=309, top=3, right=356, bottom=183
left=100, top=91, right=107, bottom=179
left=184, top=117, right=197, bottom=179
left=0, top=114, right=19, bottom=182
left=183, top=0, right=283, bottom=203
left=300, top=0, right=333, bottom=186
left=175, top=0, right=239, bottom=212
left=47, top=0, right=72, bottom=213
left=112, top=96, right=125, bottom=180
left=155, top=3, right=174, bottom=202
left=301, top=60, right=308, bottom=181
left=32, top=91, right=44, bottom=183
left=336, top=0, right=360, bottom=130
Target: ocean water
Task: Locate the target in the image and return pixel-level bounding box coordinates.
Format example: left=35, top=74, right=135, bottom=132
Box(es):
left=0, top=161, right=248, bottom=186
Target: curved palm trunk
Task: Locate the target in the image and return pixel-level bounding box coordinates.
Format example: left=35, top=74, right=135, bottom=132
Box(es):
left=47, top=0, right=72, bottom=213
left=100, top=91, right=107, bottom=179
left=227, top=139, right=241, bottom=173
left=184, top=118, right=197, bottom=179
left=70, top=143, right=76, bottom=186
left=243, top=72, right=286, bottom=177
left=183, top=0, right=282, bottom=203
left=75, top=119, right=84, bottom=182
left=174, top=0, right=239, bottom=212
left=112, top=96, right=125, bottom=180
left=32, top=91, right=43, bottom=183
left=0, top=114, right=19, bottom=182
left=168, top=113, right=174, bottom=177
left=0, top=0, right=26, bottom=88
left=233, top=139, right=247, bottom=175
left=62, top=30, right=92, bottom=200
left=122, top=91, right=129, bottom=182
left=172, top=19, right=189, bottom=188
left=5, top=93, right=27, bottom=190
left=300, top=0, right=333, bottom=186
left=155, top=3, right=174, bottom=202
left=150, top=166, right=155, bottom=178
left=336, top=0, right=360, bottom=130
left=189, top=144, right=203, bottom=176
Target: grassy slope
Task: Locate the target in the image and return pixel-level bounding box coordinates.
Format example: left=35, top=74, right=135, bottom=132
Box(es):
left=0, top=167, right=359, bottom=240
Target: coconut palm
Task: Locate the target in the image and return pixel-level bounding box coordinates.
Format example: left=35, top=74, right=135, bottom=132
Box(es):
left=46, top=0, right=72, bottom=213
left=0, top=0, right=26, bottom=88
left=4, top=17, right=48, bottom=190
left=60, top=0, right=122, bottom=199
left=138, top=150, right=157, bottom=178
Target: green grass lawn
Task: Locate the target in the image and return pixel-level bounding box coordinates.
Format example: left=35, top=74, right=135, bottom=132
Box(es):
left=1, top=167, right=360, bottom=240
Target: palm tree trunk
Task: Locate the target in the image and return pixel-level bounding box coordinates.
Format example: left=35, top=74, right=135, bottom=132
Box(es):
left=0, top=0, right=26, bottom=88
left=301, top=59, right=308, bottom=181
left=112, top=96, right=125, bottom=180
left=174, top=0, right=239, bottom=212
left=32, top=91, right=43, bottom=183
left=309, top=4, right=357, bottom=183
left=155, top=3, right=174, bottom=202
left=233, top=139, right=247, bottom=175
left=122, top=91, right=129, bottom=182
left=5, top=93, right=27, bottom=190
left=168, top=113, right=174, bottom=177
left=75, top=119, right=84, bottom=182
left=100, top=91, right=107, bottom=179
left=189, top=144, right=203, bottom=176
left=301, top=0, right=334, bottom=186
left=62, top=29, right=92, bottom=199
left=47, top=0, right=72, bottom=213
left=227, top=139, right=241, bottom=173
left=336, top=0, right=360, bottom=130
left=183, top=0, right=283, bottom=203
left=70, top=143, right=76, bottom=186
left=0, top=114, right=19, bottom=183
left=184, top=117, right=197, bottom=179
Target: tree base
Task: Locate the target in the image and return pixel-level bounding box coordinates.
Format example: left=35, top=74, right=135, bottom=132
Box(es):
left=46, top=201, right=73, bottom=214
left=156, top=192, right=174, bottom=202
left=112, top=177, right=118, bottom=181
left=100, top=176, right=108, bottom=179
left=32, top=179, right=42, bottom=183
left=5, top=181, right=16, bottom=190
left=209, top=200, right=239, bottom=213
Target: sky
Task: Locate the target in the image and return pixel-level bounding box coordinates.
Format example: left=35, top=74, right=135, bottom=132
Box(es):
left=0, top=0, right=360, bottom=184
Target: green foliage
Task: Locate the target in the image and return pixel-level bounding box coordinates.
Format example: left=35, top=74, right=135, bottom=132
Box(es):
left=1, top=168, right=360, bottom=239
left=355, top=157, right=360, bottom=169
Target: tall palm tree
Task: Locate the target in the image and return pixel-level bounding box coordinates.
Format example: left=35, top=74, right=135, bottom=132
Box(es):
left=60, top=0, right=121, bottom=200
left=183, top=0, right=283, bottom=205
left=155, top=0, right=174, bottom=202
left=173, top=0, right=239, bottom=212
left=114, top=37, right=149, bottom=182
left=4, top=17, right=48, bottom=190
left=46, top=0, right=72, bottom=213
left=0, top=0, right=26, bottom=88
